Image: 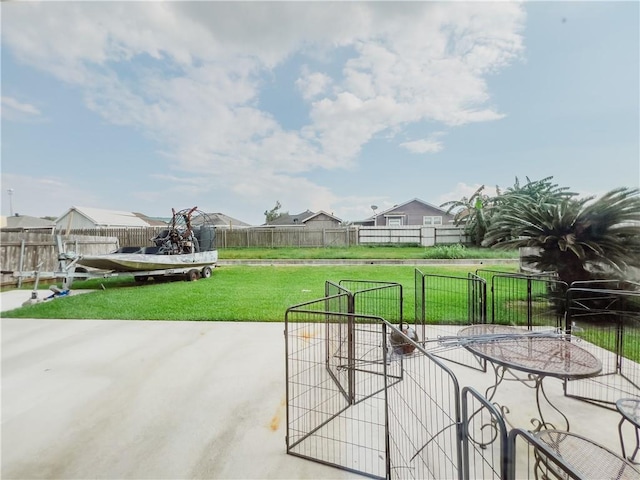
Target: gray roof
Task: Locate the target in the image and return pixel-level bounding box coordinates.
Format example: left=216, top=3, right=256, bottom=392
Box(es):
left=186, top=212, right=252, bottom=228
left=263, top=210, right=342, bottom=226
left=265, top=210, right=316, bottom=226
left=2, top=215, right=56, bottom=230
left=205, top=212, right=252, bottom=228
left=360, top=198, right=451, bottom=222
left=132, top=212, right=168, bottom=227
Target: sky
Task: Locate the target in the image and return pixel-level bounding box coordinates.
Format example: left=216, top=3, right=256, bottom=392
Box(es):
left=1, top=1, right=638, bottom=225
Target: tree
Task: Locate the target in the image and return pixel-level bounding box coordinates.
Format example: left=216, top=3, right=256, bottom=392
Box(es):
left=264, top=201, right=284, bottom=223
left=441, top=177, right=577, bottom=247
left=440, top=185, right=495, bottom=246
left=493, top=176, right=577, bottom=210
left=483, top=187, right=640, bottom=285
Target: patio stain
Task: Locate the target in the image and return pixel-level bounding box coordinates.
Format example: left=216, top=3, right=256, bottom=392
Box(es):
left=270, top=397, right=286, bottom=431
left=300, top=329, right=317, bottom=342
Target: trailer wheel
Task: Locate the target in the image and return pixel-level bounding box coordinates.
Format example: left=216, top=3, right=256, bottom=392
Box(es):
left=201, top=266, right=212, bottom=279
left=186, top=269, right=200, bottom=282
left=134, top=275, right=149, bottom=283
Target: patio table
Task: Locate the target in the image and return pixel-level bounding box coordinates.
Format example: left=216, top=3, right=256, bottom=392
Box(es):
left=617, top=398, right=640, bottom=463
left=458, top=324, right=602, bottom=433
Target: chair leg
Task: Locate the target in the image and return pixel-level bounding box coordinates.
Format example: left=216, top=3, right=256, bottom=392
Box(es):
left=619, top=416, right=640, bottom=464
left=630, top=425, right=640, bottom=463
left=620, top=417, right=627, bottom=459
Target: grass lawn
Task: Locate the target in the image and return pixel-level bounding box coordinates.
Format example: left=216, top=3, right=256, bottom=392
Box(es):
left=218, top=245, right=518, bottom=260
left=5, top=261, right=637, bottom=363
left=2, top=264, right=518, bottom=321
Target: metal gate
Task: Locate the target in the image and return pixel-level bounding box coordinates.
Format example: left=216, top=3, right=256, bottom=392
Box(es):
left=462, top=386, right=508, bottom=479
left=339, top=279, right=403, bottom=323
left=415, top=269, right=486, bottom=369
left=285, top=296, right=463, bottom=479
left=564, top=284, right=640, bottom=407
left=284, top=281, right=632, bottom=479
left=475, top=270, right=567, bottom=329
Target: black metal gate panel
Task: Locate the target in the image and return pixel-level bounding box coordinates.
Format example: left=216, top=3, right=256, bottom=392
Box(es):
left=285, top=297, right=463, bottom=479
left=461, top=387, right=508, bottom=480
left=285, top=275, right=640, bottom=480
left=564, top=286, right=640, bottom=406
left=323, top=280, right=404, bottom=404
left=323, top=283, right=354, bottom=401
left=339, top=280, right=403, bottom=323
left=475, top=270, right=566, bottom=329
left=385, top=323, right=463, bottom=479
left=415, top=270, right=486, bottom=369
left=285, top=304, right=388, bottom=478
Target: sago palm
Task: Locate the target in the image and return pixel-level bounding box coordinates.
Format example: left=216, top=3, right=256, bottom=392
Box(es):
left=483, top=187, right=640, bottom=285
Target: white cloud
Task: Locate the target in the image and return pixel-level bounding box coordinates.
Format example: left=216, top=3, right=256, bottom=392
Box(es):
left=401, top=132, right=446, bottom=154
left=1, top=173, right=100, bottom=218
left=400, top=139, right=443, bottom=154
left=296, top=69, right=333, bottom=100
left=2, top=2, right=525, bottom=220
left=1, top=96, right=42, bottom=121
left=437, top=182, right=484, bottom=208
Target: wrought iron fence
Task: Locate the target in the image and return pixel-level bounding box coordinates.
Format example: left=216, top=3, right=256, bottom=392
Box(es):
left=338, top=279, right=403, bottom=323
left=285, top=306, right=389, bottom=478
left=284, top=278, right=639, bottom=479
left=414, top=269, right=486, bottom=370
left=416, top=269, right=639, bottom=409
left=462, top=386, right=509, bottom=480
left=564, top=284, right=640, bottom=407
left=475, top=269, right=566, bottom=329
left=384, top=329, right=462, bottom=480
left=285, top=314, right=464, bottom=479
left=285, top=287, right=463, bottom=479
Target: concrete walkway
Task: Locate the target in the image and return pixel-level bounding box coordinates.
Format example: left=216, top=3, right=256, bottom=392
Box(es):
left=1, top=289, right=634, bottom=479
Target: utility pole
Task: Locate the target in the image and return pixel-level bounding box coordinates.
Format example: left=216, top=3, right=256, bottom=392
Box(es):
left=7, top=189, right=14, bottom=216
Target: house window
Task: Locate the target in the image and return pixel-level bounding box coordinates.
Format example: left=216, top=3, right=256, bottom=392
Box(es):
left=387, top=217, right=403, bottom=226
left=423, top=216, right=443, bottom=226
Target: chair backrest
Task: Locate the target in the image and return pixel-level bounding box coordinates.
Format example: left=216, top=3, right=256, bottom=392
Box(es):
left=535, top=429, right=640, bottom=480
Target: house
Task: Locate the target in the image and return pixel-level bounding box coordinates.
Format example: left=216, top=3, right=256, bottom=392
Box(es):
left=262, top=210, right=343, bottom=229
left=358, top=198, right=455, bottom=227
left=132, top=212, right=169, bottom=227
left=55, top=206, right=160, bottom=231
left=201, top=212, right=252, bottom=229
left=0, top=214, right=56, bottom=233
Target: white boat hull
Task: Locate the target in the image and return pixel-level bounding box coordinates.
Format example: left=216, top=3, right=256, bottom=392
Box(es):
left=77, top=251, right=218, bottom=272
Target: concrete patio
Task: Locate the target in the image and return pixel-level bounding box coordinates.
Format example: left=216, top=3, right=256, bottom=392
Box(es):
left=1, top=289, right=635, bottom=479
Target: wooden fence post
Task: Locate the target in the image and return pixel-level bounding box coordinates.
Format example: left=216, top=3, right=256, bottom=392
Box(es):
left=17, top=239, right=25, bottom=288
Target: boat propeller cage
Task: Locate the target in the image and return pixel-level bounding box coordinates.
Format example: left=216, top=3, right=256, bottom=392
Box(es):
left=151, top=207, right=216, bottom=254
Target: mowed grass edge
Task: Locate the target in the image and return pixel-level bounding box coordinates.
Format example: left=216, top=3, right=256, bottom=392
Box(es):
left=2, top=264, right=518, bottom=321
left=218, top=245, right=518, bottom=260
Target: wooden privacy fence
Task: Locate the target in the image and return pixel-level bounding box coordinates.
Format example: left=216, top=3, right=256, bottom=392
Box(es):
left=0, top=225, right=471, bottom=285
left=0, top=231, right=119, bottom=286
left=53, top=225, right=470, bottom=248
left=52, top=227, right=168, bottom=248
left=216, top=227, right=359, bottom=247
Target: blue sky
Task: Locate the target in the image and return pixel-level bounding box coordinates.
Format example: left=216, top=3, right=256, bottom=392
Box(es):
left=2, top=1, right=638, bottom=225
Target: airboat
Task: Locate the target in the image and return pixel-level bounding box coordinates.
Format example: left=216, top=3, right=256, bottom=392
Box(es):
left=74, top=207, right=218, bottom=282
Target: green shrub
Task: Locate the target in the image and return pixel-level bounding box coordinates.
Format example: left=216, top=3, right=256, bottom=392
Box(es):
left=426, top=244, right=467, bottom=259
